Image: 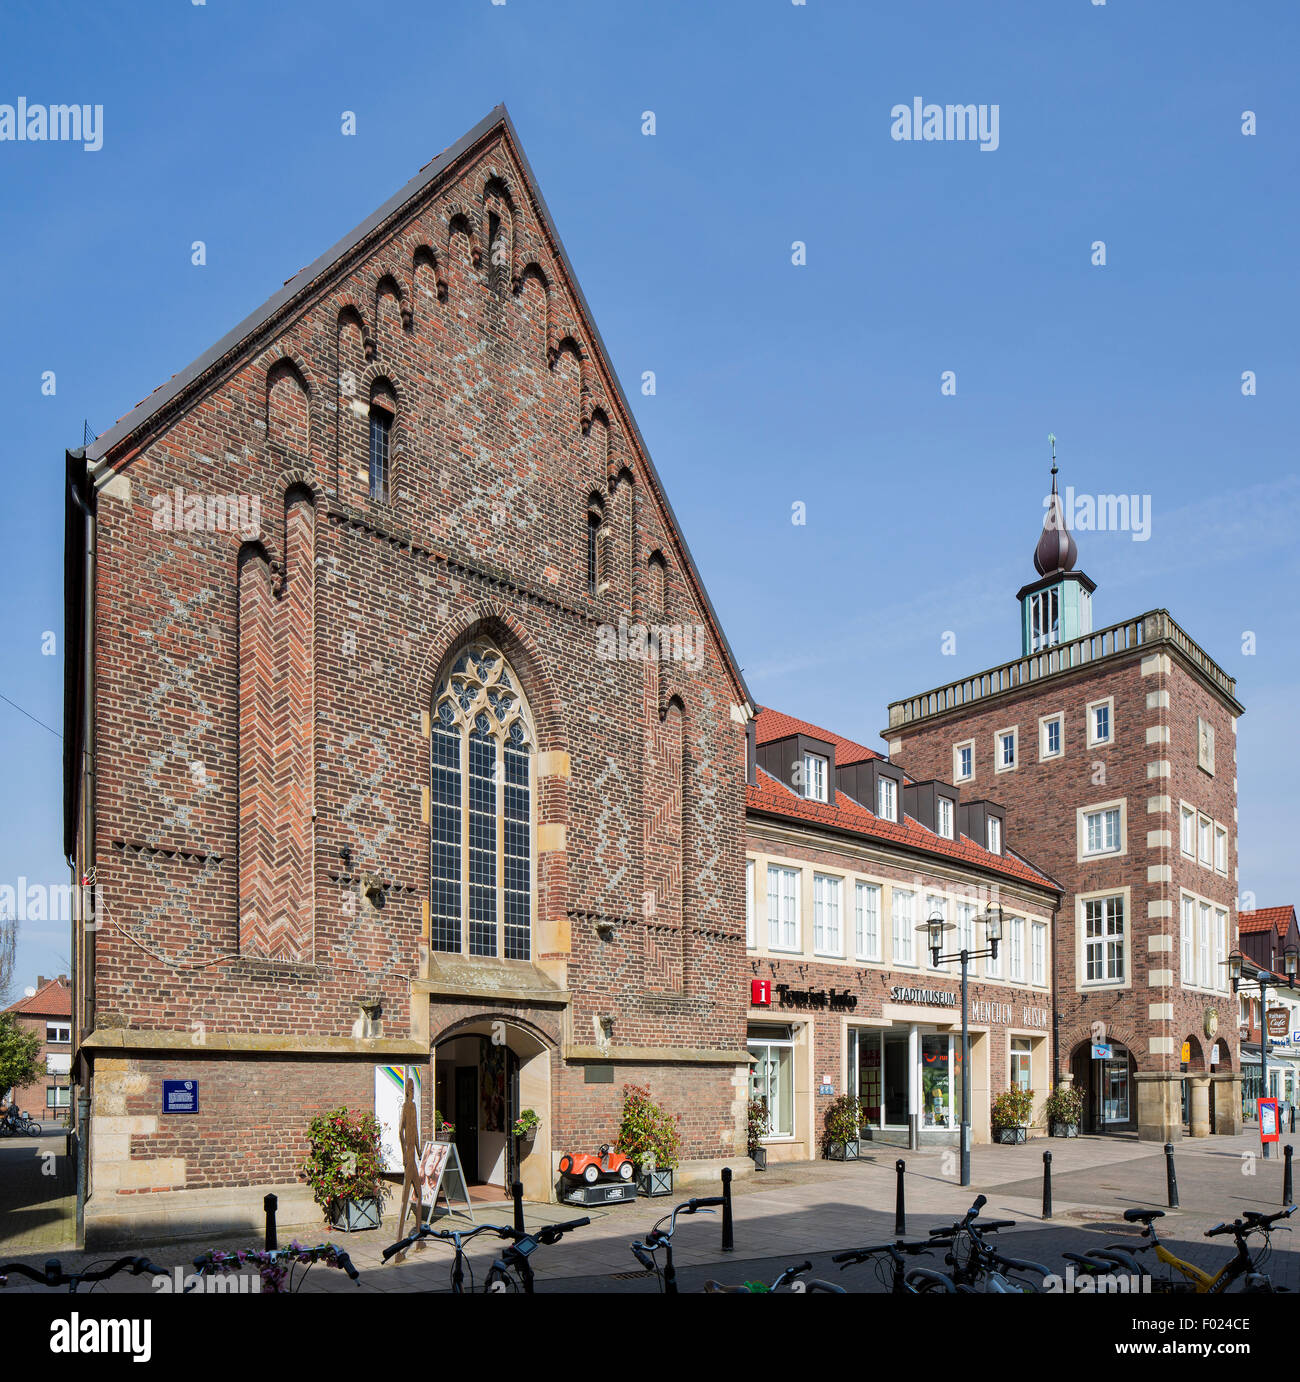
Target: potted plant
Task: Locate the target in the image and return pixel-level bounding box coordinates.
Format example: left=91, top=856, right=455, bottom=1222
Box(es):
left=991, top=1086, right=1035, bottom=1145
left=300, top=1107, right=390, bottom=1231
left=512, top=1108, right=540, bottom=1142
left=434, top=1110, right=455, bottom=1142
left=1044, top=1083, right=1084, bottom=1138
left=617, top=1083, right=682, bottom=1196
left=747, top=1097, right=772, bottom=1170
left=823, top=1094, right=862, bottom=1161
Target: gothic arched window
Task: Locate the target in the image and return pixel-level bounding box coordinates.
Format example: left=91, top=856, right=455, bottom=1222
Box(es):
left=430, top=641, right=534, bottom=960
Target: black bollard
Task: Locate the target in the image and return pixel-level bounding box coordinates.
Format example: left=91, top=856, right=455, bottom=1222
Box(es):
left=895, top=1159, right=907, bottom=1236
left=721, top=1166, right=735, bottom=1252
left=1291, top=1105, right=1296, bottom=1134
left=1042, top=1150, right=1053, bottom=1220
left=1284, top=1145, right=1294, bottom=1207
left=1164, top=1142, right=1180, bottom=1209
left=512, top=1179, right=525, bottom=1234
left=263, top=1192, right=278, bottom=1251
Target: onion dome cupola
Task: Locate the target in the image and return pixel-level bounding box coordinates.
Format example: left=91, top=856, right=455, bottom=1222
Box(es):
left=1016, top=435, right=1096, bottom=655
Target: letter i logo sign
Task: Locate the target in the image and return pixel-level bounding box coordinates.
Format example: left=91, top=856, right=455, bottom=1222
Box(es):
left=752, top=979, right=772, bottom=1006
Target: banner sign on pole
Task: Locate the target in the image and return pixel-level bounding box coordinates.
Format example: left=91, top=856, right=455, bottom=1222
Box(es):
left=1259, top=1097, right=1281, bottom=1143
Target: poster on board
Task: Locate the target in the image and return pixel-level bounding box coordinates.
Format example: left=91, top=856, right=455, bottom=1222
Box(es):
left=375, top=1064, right=421, bottom=1173
left=417, top=1140, right=475, bottom=1221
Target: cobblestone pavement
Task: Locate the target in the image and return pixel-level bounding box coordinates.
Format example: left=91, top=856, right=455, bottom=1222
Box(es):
left=0, top=1135, right=75, bottom=1255
left=3, top=1129, right=1297, bottom=1294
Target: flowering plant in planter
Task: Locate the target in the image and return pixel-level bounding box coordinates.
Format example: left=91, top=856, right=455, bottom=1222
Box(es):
left=512, top=1108, right=541, bottom=1140
left=299, top=1107, right=390, bottom=1225
left=1043, top=1083, right=1084, bottom=1135
left=433, top=1109, right=455, bottom=1139
left=747, top=1097, right=772, bottom=1156
left=991, top=1087, right=1035, bottom=1143
left=823, top=1095, right=862, bottom=1159
left=616, top=1083, right=682, bottom=1172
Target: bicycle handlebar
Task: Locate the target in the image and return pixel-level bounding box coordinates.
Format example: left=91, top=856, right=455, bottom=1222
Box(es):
left=0, top=1256, right=167, bottom=1288
left=1206, top=1205, right=1295, bottom=1239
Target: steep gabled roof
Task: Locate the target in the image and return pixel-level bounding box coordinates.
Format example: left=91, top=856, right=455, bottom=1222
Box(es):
left=80, top=104, right=751, bottom=708
left=1240, top=906, right=1296, bottom=938
left=5, top=977, right=71, bottom=1018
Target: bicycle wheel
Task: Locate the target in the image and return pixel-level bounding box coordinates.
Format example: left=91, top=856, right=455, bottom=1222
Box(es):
left=25, top=1121, right=41, bottom=1137
left=909, top=1271, right=956, bottom=1293
left=483, top=1266, right=517, bottom=1294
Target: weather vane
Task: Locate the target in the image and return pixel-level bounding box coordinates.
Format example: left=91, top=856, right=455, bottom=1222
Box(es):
left=1048, top=432, right=1057, bottom=479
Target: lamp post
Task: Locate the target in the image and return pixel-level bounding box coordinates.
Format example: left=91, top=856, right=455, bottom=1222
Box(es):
left=921, top=903, right=1003, bottom=1186
left=1228, top=945, right=1299, bottom=1159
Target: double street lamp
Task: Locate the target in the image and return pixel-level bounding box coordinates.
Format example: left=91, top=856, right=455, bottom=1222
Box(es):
left=1227, top=944, right=1299, bottom=1158
left=918, top=904, right=1003, bottom=1187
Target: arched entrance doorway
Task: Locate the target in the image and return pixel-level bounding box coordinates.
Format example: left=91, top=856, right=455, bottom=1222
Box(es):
left=432, top=1017, right=552, bottom=1204
left=1069, top=1039, right=1136, bottom=1132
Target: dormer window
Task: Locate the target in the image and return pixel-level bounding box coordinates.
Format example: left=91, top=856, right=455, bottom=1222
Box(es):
left=877, top=776, right=897, bottom=822
left=986, top=816, right=1002, bottom=854
left=937, top=796, right=954, bottom=840
left=802, top=752, right=828, bottom=803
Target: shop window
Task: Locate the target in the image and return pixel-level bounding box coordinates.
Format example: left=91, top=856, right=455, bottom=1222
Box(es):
left=1011, top=1037, right=1032, bottom=1092
left=748, top=1026, right=794, bottom=1138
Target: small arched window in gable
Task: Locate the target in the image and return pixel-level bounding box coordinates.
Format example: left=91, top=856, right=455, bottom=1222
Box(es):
left=586, top=494, right=605, bottom=597
left=648, top=550, right=667, bottom=618
left=368, top=382, right=395, bottom=502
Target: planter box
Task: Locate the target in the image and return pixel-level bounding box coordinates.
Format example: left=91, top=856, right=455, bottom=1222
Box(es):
left=435, top=1130, right=454, bottom=1143
left=1050, top=1122, right=1080, bottom=1138
left=638, top=1168, right=673, bottom=1197
left=825, top=1139, right=860, bottom=1161
left=995, top=1126, right=1028, bottom=1145
left=329, top=1197, right=381, bottom=1232
left=750, top=1146, right=768, bottom=1171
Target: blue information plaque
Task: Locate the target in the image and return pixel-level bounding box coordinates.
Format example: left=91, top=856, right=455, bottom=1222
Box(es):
left=162, top=1079, right=198, bottom=1114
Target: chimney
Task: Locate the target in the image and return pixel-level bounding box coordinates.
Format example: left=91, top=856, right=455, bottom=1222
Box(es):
left=58, top=974, right=68, bottom=985
left=36, top=976, right=46, bottom=989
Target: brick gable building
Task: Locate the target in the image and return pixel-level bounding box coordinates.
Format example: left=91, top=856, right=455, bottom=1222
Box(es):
left=63, top=107, right=753, bottom=1244
left=883, top=467, right=1243, bottom=1142
left=3, top=975, right=72, bottom=1120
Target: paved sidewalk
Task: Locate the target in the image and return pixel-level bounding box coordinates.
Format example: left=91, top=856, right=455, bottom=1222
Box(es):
left=0, top=1135, right=75, bottom=1254
left=3, top=1130, right=1296, bottom=1292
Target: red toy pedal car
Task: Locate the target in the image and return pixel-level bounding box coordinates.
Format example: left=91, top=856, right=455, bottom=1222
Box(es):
left=558, top=1144, right=635, bottom=1185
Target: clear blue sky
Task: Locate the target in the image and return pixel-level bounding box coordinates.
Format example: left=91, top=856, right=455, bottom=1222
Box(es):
left=2, top=0, right=1296, bottom=989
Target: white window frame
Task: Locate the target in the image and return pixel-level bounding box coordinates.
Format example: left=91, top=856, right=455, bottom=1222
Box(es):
left=1011, top=1036, right=1033, bottom=1091
left=766, top=864, right=801, bottom=953
left=937, top=796, right=954, bottom=840
left=995, top=726, right=1018, bottom=773
left=1079, top=889, right=1128, bottom=988
left=1214, top=907, right=1227, bottom=991
left=813, top=873, right=844, bottom=957
left=954, top=740, right=974, bottom=784
left=1198, top=901, right=1212, bottom=989
left=1087, top=696, right=1114, bottom=747
left=986, top=815, right=1002, bottom=855
left=1031, top=921, right=1047, bottom=986
left=877, top=776, right=898, bottom=823
left=1197, top=813, right=1213, bottom=869
left=745, top=859, right=755, bottom=949
left=891, top=888, right=915, bottom=966
left=1180, top=893, right=1195, bottom=985
left=46, top=1022, right=71, bottom=1044
left=1214, top=825, right=1228, bottom=876
left=1179, top=802, right=1196, bottom=859
left=1077, top=798, right=1126, bottom=861
left=1009, top=916, right=1025, bottom=981
left=1039, top=712, right=1063, bottom=761
left=956, top=902, right=976, bottom=966
left=855, top=881, right=881, bottom=962
left=803, top=751, right=829, bottom=803
left=985, top=912, right=1003, bottom=977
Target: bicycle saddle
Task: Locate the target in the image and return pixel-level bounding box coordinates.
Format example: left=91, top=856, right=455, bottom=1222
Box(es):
left=1123, top=1208, right=1165, bottom=1224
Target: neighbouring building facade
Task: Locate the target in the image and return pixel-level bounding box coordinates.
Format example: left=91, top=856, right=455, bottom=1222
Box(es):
left=744, top=709, right=1060, bottom=1157
left=2, top=975, right=73, bottom=1120
left=1237, top=906, right=1300, bottom=1116
left=63, top=107, right=755, bottom=1244
left=883, top=466, right=1243, bottom=1142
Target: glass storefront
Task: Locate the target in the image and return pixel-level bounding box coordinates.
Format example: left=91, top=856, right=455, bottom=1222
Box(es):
left=748, top=1025, right=795, bottom=1138
left=850, top=1028, right=964, bottom=1132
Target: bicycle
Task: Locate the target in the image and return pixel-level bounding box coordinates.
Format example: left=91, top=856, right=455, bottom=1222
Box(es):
left=629, top=1196, right=725, bottom=1293
left=0, top=1110, right=42, bottom=1137
left=924, top=1194, right=1051, bottom=1293
left=0, top=1256, right=167, bottom=1292
left=1097, top=1205, right=1294, bottom=1294
left=382, top=1216, right=589, bottom=1293
left=831, top=1238, right=957, bottom=1293
left=189, top=1242, right=360, bottom=1294
left=703, top=1260, right=847, bottom=1293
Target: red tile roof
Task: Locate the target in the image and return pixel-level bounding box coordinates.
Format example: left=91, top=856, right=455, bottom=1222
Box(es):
left=5, top=977, right=71, bottom=1017
left=747, top=768, right=1058, bottom=892
left=1239, top=906, right=1296, bottom=937
left=754, top=707, right=882, bottom=766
